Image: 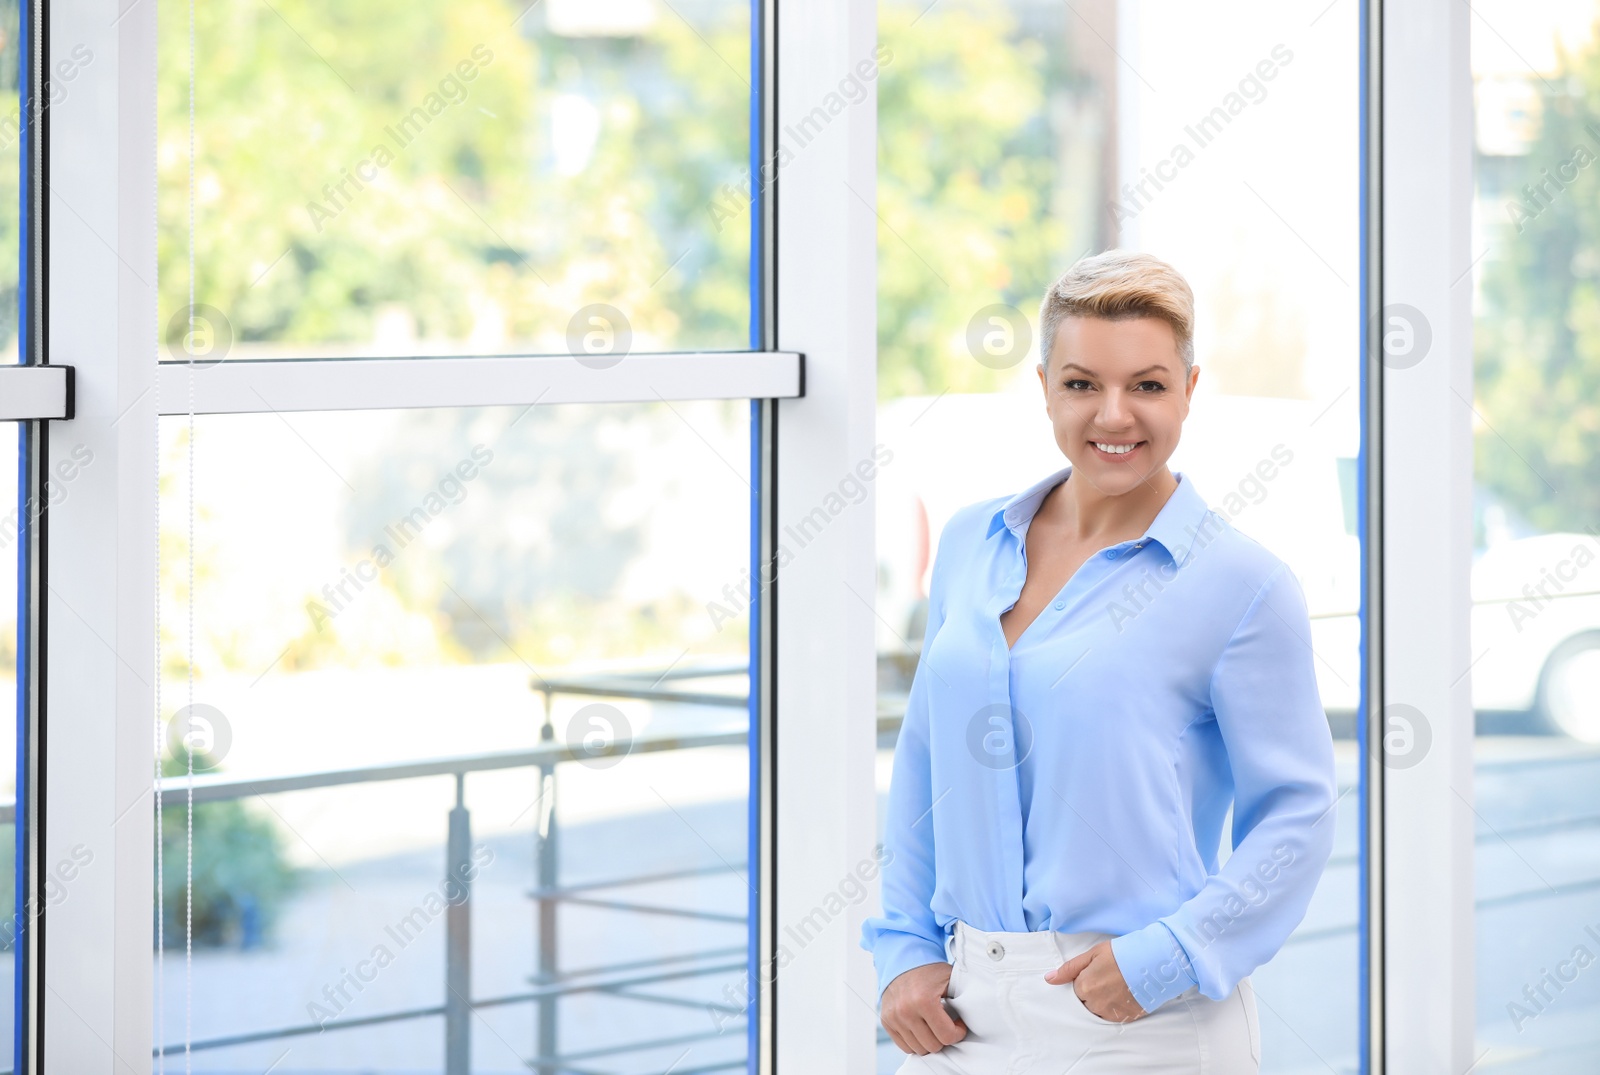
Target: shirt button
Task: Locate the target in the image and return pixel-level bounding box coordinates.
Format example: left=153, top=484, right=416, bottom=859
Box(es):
left=986, top=940, right=1005, bottom=961
left=1053, top=600, right=1065, bottom=610
left=1103, top=550, right=1115, bottom=559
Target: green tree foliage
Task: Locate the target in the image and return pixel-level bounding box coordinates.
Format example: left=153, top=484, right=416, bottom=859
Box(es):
left=1477, top=39, right=1600, bottom=534
left=156, top=0, right=751, bottom=355
left=156, top=751, right=299, bottom=949
left=314, top=403, right=744, bottom=670
left=0, top=0, right=21, bottom=357
left=153, top=0, right=756, bottom=669
left=877, top=0, right=1086, bottom=399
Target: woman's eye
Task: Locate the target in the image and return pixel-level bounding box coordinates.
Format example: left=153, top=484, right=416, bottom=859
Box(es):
left=1060, top=379, right=1165, bottom=392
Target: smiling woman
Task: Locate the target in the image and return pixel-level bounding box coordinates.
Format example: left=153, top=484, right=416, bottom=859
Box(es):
left=863, top=250, right=1337, bottom=1073
left=1035, top=251, right=1199, bottom=487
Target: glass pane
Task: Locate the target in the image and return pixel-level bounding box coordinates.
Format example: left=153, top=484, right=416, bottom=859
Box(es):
left=0, top=0, right=22, bottom=1059
left=155, top=0, right=753, bottom=362
left=153, top=403, right=752, bottom=1072
left=1471, top=4, right=1600, bottom=1067
left=0, top=0, right=15, bottom=368
left=0, top=429, right=13, bottom=1062
left=874, top=1, right=1361, bottom=1070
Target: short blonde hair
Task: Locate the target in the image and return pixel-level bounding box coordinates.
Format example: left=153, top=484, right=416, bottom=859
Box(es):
left=1038, top=250, right=1195, bottom=374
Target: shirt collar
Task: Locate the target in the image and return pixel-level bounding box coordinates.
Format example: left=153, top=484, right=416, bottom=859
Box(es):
left=984, top=465, right=1217, bottom=569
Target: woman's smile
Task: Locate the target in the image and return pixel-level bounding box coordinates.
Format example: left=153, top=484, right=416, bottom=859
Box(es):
left=1089, top=439, right=1146, bottom=461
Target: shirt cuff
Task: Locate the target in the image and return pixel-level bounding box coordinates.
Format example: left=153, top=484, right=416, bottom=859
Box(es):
left=1110, top=920, right=1199, bottom=1014
left=868, top=929, right=951, bottom=1004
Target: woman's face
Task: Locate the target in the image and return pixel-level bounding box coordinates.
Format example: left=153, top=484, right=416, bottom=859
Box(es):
left=1036, top=315, right=1200, bottom=497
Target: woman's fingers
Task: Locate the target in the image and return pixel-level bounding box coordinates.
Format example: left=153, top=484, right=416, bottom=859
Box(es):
left=903, top=1009, right=945, bottom=1055
left=1044, top=949, right=1092, bottom=984
left=887, top=1001, right=963, bottom=1055
left=883, top=1024, right=914, bottom=1055
left=926, top=998, right=968, bottom=1046
left=881, top=962, right=967, bottom=1056
left=882, top=1006, right=931, bottom=1055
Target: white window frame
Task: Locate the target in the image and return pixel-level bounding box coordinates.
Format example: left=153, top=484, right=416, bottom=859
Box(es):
left=1375, top=0, right=1477, bottom=1072
left=35, top=1, right=879, bottom=1074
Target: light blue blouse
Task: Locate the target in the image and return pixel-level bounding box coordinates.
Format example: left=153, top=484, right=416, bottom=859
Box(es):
left=861, top=465, right=1338, bottom=1014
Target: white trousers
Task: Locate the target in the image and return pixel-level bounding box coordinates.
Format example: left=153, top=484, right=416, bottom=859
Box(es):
left=894, top=921, right=1260, bottom=1075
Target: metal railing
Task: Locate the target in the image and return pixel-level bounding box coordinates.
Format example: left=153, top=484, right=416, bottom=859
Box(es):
left=146, top=660, right=756, bottom=1075
left=0, top=656, right=1595, bottom=1071
left=0, top=659, right=898, bottom=1073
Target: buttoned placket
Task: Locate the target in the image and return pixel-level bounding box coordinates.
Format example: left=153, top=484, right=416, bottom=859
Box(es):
left=989, top=507, right=1152, bottom=930
left=984, top=511, right=1030, bottom=929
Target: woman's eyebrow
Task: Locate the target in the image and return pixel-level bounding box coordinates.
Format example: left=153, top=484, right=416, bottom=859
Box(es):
left=1058, top=362, right=1172, bottom=377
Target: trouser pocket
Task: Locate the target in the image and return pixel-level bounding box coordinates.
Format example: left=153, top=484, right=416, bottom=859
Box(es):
left=1239, top=976, right=1261, bottom=1065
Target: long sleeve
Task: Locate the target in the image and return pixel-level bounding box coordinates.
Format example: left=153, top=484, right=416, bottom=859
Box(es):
left=859, top=510, right=960, bottom=1002
left=1110, top=562, right=1338, bottom=1013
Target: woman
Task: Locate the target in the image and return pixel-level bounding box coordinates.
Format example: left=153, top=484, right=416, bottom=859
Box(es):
left=860, top=250, right=1338, bottom=1073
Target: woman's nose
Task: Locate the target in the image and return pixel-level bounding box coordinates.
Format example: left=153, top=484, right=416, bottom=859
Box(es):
left=1097, top=390, right=1133, bottom=428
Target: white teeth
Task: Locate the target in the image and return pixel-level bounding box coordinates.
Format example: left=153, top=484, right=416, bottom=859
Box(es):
left=1094, top=442, right=1138, bottom=455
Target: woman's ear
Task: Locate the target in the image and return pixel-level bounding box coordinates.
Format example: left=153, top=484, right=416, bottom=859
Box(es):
left=1185, top=364, right=1201, bottom=402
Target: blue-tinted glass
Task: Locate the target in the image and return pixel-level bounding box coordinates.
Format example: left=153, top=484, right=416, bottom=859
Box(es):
left=874, top=2, right=1361, bottom=1069
left=1471, top=4, right=1600, bottom=1067
left=154, top=404, right=754, bottom=1072
left=155, top=0, right=754, bottom=362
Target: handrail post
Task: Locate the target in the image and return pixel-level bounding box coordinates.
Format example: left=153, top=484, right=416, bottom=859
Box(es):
left=445, top=772, right=472, bottom=1075
left=534, top=685, right=560, bottom=1075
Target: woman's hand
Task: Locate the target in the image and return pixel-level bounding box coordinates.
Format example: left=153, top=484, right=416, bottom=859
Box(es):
left=880, top=962, right=968, bottom=1055
left=1044, top=940, right=1147, bottom=1022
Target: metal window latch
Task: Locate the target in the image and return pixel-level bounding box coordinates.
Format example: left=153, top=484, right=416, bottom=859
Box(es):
left=0, top=366, right=74, bottom=420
